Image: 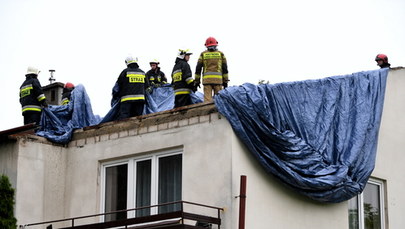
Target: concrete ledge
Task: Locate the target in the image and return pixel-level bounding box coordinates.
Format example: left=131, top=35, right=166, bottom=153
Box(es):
left=71, top=102, right=218, bottom=143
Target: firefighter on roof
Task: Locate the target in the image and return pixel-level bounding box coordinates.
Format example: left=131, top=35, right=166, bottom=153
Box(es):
left=172, top=49, right=195, bottom=108
left=61, top=82, right=75, bottom=105
left=195, top=37, right=229, bottom=102
left=19, top=66, right=48, bottom=125
left=146, top=59, right=167, bottom=87
left=113, top=56, right=150, bottom=120
left=375, top=54, right=391, bottom=69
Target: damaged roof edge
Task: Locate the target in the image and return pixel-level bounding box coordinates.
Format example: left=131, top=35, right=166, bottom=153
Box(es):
left=0, top=123, right=37, bottom=142
left=73, top=102, right=218, bottom=141
left=1, top=102, right=218, bottom=145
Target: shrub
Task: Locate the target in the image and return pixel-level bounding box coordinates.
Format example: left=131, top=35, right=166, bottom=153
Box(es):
left=0, top=174, right=17, bottom=229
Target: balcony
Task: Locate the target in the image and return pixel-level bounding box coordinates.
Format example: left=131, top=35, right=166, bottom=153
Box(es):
left=20, top=201, right=223, bottom=229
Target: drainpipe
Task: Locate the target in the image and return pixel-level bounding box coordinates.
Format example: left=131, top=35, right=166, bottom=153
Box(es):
left=238, top=175, right=247, bottom=229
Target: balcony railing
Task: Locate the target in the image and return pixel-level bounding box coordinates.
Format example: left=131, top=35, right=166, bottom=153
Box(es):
left=20, top=201, right=223, bottom=229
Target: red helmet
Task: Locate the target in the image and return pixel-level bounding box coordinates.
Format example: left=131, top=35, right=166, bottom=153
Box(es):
left=64, top=82, right=75, bottom=89
left=205, top=37, right=218, bottom=47
left=375, top=54, right=388, bottom=63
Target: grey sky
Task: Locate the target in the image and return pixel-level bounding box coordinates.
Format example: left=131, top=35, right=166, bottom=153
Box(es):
left=1, top=0, right=404, bottom=130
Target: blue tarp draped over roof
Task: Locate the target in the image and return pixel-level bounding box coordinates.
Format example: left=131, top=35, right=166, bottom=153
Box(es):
left=214, top=69, right=389, bottom=203
left=100, top=85, right=203, bottom=123
left=36, top=84, right=101, bottom=143
left=36, top=84, right=203, bottom=144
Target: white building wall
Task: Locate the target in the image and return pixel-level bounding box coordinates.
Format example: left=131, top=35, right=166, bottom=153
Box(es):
left=373, top=68, right=405, bottom=228
left=231, top=124, right=348, bottom=229
left=61, top=113, right=237, bottom=228
left=14, top=138, right=67, bottom=227
left=1, top=68, right=404, bottom=229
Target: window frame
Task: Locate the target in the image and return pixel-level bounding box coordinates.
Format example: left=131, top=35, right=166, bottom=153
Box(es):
left=100, top=148, right=183, bottom=221
left=349, top=178, right=386, bottom=229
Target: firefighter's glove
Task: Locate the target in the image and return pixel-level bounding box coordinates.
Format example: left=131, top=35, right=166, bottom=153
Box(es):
left=146, top=87, right=153, bottom=94
left=42, top=101, right=48, bottom=108
left=223, top=82, right=228, bottom=89
left=192, top=85, right=198, bottom=92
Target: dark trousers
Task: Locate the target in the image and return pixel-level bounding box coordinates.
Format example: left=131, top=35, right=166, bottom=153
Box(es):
left=174, top=94, right=192, bottom=108
left=118, top=101, right=145, bottom=120
left=23, top=111, right=42, bottom=125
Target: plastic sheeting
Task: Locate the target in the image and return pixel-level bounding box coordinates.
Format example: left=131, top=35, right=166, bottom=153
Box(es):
left=214, top=69, right=389, bottom=203
left=37, top=84, right=203, bottom=143
left=100, top=84, right=203, bottom=123
left=36, top=84, right=101, bottom=144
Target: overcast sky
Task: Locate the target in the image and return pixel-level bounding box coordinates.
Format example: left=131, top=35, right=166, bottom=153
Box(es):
left=1, top=0, right=404, bottom=130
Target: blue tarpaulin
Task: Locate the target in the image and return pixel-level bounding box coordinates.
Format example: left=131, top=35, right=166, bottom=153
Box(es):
left=36, top=84, right=101, bottom=144
left=37, top=84, right=203, bottom=144
left=214, top=69, right=389, bottom=203
left=100, top=85, right=203, bottom=123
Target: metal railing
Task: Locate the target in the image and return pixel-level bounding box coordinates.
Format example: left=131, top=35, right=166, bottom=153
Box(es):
left=20, top=200, right=223, bottom=229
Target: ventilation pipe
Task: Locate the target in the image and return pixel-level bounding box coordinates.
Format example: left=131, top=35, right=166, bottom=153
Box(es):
left=238, top=175, right=247, bottom=229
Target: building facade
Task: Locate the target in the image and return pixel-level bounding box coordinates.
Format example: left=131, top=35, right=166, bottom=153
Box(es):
left=1, top=68, right=404, bottom=229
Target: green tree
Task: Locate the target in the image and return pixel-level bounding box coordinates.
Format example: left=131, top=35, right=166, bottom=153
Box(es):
left=0, top=174, right=17, bottom=229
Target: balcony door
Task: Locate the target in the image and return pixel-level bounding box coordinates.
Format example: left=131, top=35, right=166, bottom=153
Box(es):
left=102, top=150, right=182, bottom=221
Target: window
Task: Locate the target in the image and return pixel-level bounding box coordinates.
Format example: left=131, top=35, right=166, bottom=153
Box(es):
left=101, top=150, right=182, bottom=221
left=348, top=179, right=385, bottom=229
left=104, top=163, right=128, bottom=221
left=51, top=89, right=56, bottom=102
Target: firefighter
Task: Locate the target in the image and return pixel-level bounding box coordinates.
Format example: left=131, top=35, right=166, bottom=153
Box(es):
left=19, top=66, right=48, bottom=125
left=146, top=59, right=167, bottom=87
left=61, top=82, right=75, bottom=105
left=172, top=49, right=195, bottom=108
left=375, top=54, right=391, bottom=69
left=113, top=56, right=150, bottom=120
left=195, top=37, right=229, bottom=102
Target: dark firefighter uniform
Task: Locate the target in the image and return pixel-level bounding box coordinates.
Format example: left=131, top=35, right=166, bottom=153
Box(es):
left=61, top=87, right=74, bottom=105
left=19, top=74, right=47, bottom=125
left=195, top=50, right=229, bottom=102
left=146, top=68, right=167, bottom=86
left=114, top=62, right=149, bottom=120
left=172, top=56, right=195, bottom=108
left=61, top=89, right=72, bottom=105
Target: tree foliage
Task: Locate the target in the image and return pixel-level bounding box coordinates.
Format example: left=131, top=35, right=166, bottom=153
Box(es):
left=0, top=174, right=17, bottom=229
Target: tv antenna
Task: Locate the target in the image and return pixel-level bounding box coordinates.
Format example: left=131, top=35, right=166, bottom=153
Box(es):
left=49, top=69, right=56, bottom=84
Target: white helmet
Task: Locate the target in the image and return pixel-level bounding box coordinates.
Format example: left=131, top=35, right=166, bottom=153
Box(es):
left=177, top=49, right=192, bottom=59
left=149, top=59, right=160, bottom=65
left=125, top=56, right=138, bottom=66
left=26, top=66, right=40, bottom=75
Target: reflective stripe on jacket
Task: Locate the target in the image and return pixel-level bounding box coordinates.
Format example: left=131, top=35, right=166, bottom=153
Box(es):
left=22, top=105, right=42, bottom=113
left=120, top=94, right=146, bottom=102
left=174, top=88, right=192, bottom=95
left=61, top=98, right=70, bottom=105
